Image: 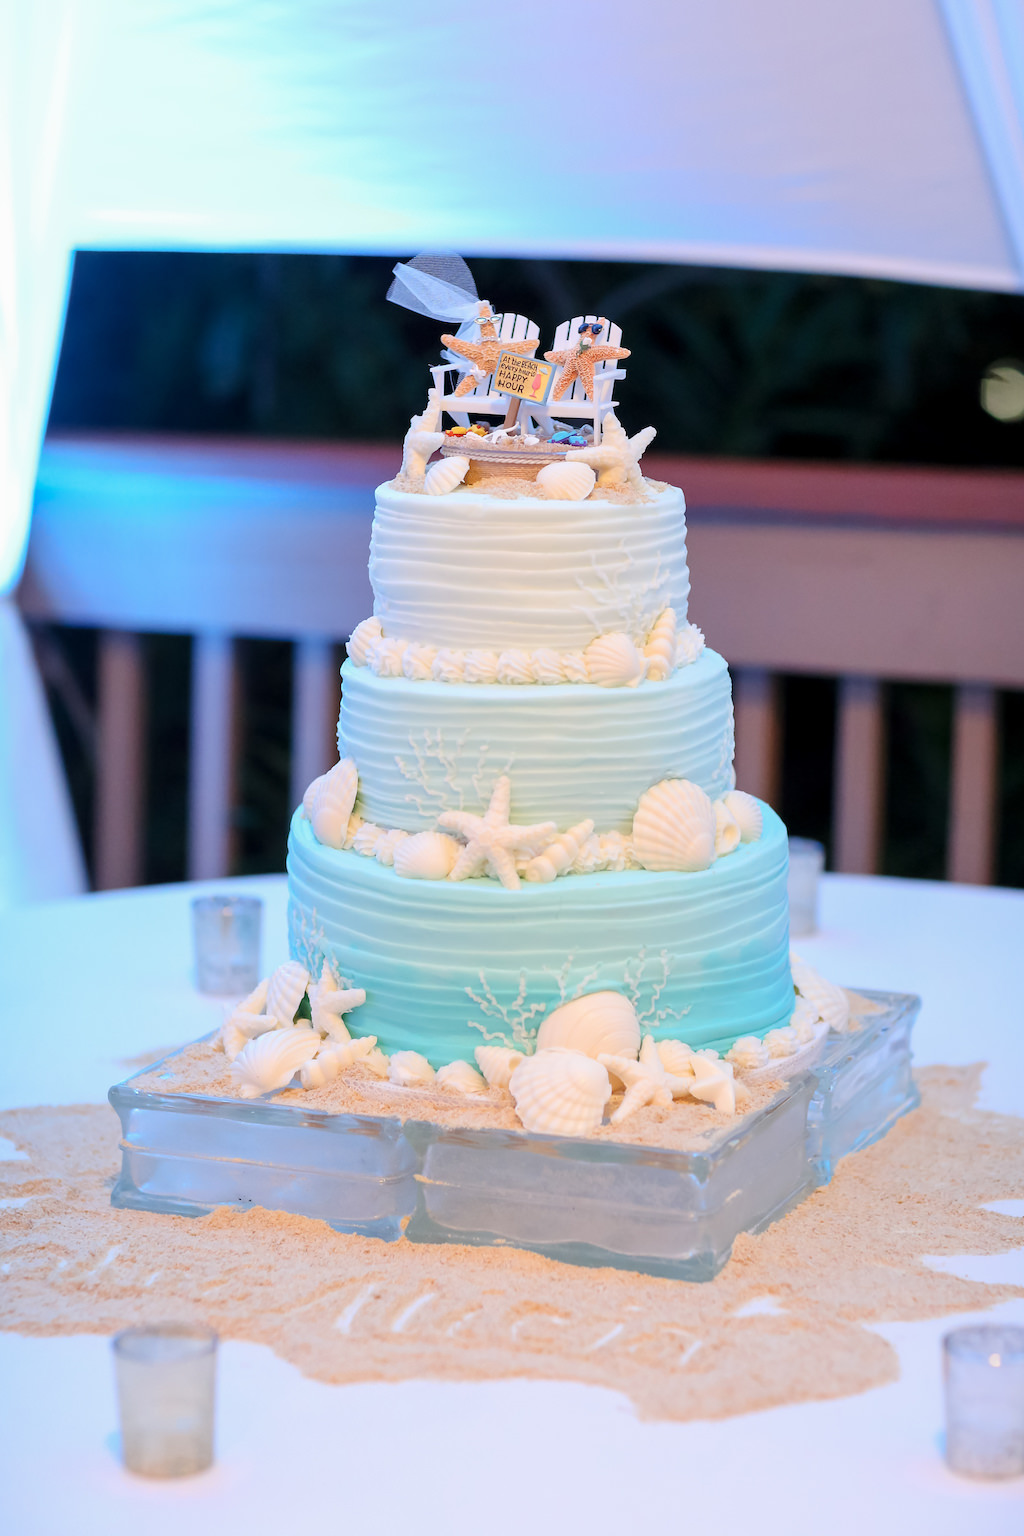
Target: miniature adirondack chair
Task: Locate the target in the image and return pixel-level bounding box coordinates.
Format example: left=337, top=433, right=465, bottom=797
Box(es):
left=430, top=311, right=541, bottom=428
left=522, top=315, right=627, bottom=444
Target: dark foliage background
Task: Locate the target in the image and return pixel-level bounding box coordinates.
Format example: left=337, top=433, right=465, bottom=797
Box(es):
left=38, top=252, right=1024, bottom=886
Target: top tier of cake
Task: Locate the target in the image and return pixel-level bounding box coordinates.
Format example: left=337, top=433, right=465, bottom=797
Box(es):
left=369, top=481, right=688, bottom=652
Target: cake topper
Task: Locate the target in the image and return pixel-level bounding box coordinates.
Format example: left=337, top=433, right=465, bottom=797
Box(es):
left=545, top=318, right=630, bottom=402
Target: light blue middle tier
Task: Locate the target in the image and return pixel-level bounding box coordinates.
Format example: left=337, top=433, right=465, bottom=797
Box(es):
left=338, top=648, right=736, bottom=834
left=287, top=803, right=792, bottom=1065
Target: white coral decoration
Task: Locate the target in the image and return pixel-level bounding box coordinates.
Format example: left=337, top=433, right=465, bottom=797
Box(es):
left=722, top=790, right=763, bottom=843
left=309, top=759, right=359, bottom=849
left=439, top=775, right=556, bottom=891
left=584, top=632, right=647, bottom=688
left=536, top=990, right=641, bottom=1063
left=400, top=389, right=445, bottom=481
left=523, top=819, right=595, bottom=883
left=474, top=1044, right=525, bottom=1091
left=713, top=799, right=742, bottom=858
left=299, top=1034, right=378, bottom=1089
left=308, top=961, right=366, bottom=1041
left=632, top=778, right=717, bottom=873
left=599, top=1035, right=694, bottom=1124
left=424, top=455, right=470, bottom=495
left=509, top=1048, right=611, bottom=1137
left=393, top=830, right=461, bottom=881
left=266, top=961, right=310, bottom=1027
left=790, top=954, right=851, bottom=1033
left=565, top=411, right=656, bottom=490
left=535, top=460, right=596, bottom=501
left=644, top=608, right=678, bottom=682
left=675, top=623, right=706, bottom=668
left=231, top=1026, right=320, bottom=1098
left=348, top=617, right=383, bottom=666
left=687, top=1054, right=738, bottom=1114
left=436, top=1060, right=488, bottom=1095
left=725, top=1035, right=770, bottom=1073
left=388, top=1050, right=436, bottom=1087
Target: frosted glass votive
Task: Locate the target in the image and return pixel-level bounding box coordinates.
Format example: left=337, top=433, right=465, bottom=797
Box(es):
left=787, top=838, right=825, bottom=938
left=192, top=894, right=262, bottom=995
left=113, top=1323, right=218, bottom=1477
left=944, top=1325, right=1024, bottom=1479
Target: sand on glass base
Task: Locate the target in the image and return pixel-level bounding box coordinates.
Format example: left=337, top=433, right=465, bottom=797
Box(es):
left=109, top=992, right=919, bottom=1282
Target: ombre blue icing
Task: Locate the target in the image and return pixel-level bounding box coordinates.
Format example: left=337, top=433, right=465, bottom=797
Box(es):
left=338, top=648, right=736, bottom=835
left=287, top=803, right=792, bottom=1066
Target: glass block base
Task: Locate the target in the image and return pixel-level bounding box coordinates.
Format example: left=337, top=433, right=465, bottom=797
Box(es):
left=109, top=990, right=919, bottom=1281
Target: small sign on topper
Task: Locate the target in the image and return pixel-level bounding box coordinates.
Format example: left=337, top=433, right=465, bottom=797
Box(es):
left=494, top=350, right=556, bottom=404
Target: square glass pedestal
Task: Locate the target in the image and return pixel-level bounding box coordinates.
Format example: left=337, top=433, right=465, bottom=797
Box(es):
left=109, top=990, right=919, bottom=1281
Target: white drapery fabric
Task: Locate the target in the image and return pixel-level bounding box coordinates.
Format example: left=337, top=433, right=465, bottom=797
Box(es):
left=2, top=0, right=1024, bottom=905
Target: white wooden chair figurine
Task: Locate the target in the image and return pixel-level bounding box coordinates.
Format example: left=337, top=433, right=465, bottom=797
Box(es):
left=431, top=308, right=541, bottom=428
left=523, top=315, right=628, bottom=444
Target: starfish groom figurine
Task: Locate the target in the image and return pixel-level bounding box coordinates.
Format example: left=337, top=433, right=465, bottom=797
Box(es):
left=545, top=317, right=630, bottom=402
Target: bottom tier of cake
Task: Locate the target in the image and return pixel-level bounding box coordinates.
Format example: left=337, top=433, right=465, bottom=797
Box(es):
left=286, top=802, right=793, bottom=1065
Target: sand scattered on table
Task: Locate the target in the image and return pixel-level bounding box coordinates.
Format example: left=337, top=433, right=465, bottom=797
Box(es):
left=1, top=1065, right=1022, bottom=1423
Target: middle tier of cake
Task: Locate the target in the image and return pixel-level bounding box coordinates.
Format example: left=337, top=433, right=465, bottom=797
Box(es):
left=339, top=648, right=736, bottom=834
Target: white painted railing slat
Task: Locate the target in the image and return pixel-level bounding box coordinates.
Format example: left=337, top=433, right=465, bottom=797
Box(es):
left=834, top=676, right=886, bottom=875
left=94, top=630, right=147, bottom=891
left=187, top=634, right=239, bottom=882
left=948, top=684, right=998, bottom=885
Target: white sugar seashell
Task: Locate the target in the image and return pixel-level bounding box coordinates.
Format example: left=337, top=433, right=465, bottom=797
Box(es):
left=342, top=812, right=363, bottom=849
left=790, top=956, right=851, bottom=1033
left=789, top=996, right=819, bottom=1043
left=584, top=633, right=647, bottom=688
left=311, top=758, right=359, bottom=849
left=644, top=608, right=678, bottom=682
left=523, top=819, right=594, bottom=882
left=535, top=461, right=596, bottom=501
left=562, top=651, right=588, bottom=684
left=536, top=990, right=640, bottom=1064
left=299, top=1045, right=345, bottom=1090
left=362, top=1046, right=390, bottom=1079
left=713, top=799, right=742, bottom=857
left=388, top=1050, right=436, bottom=1088
left=302, top=774, right=322, bottom=820
left=436, top=1059, right=488, bottom=1095
left=373, top=828, right=409, bottom=867
left=675, top=622, right=705, bottom=668
left=352, top=822, right=383, bottom=858
left=656, top=1038, right=696, bottom=1076
left=231, top=1026, right=320, bottom=1098
left=463, top=649, right=500, bottom=684
left=301, top=1034, right=378, bottom=1086
left=632, top=778, right=717, bottom=873
left=424, top=455, right=469, bottom=495
left=725, top=1035, right=770, bottom=1073
left=474, top=1045, right=525, bottom=1091
left=510, top=1048, right=611, bottom=1136
left=265, top=961, right=310, bottom=1026
left=393, top=830, right=461, bottom=880
left=722, top=790, right=763, bottom=843
left=571, top=833, right=604, bottom=875
left=688, top=1054, right=737, bottom=1114
left=348, top=616, right=383, bottom=666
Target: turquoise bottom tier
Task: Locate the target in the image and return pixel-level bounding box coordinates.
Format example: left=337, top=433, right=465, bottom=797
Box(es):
left=287, top=804, right=793, bottom=1065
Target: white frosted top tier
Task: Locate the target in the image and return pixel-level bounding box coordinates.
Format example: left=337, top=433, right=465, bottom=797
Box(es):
left=368, top=482, right=689, bottom=652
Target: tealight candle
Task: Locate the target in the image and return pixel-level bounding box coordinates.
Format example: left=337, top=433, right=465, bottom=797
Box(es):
left=944, top=1324, right=1024, bottom=1478
left=191, top=894, right=262, bottom=995
left=787, top=838, right=825, bottom=938
left=113, top=1324, right=218, bottom=1478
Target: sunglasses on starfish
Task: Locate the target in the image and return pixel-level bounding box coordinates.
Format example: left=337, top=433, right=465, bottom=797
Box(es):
left=577, top=321, right=604, bottom=336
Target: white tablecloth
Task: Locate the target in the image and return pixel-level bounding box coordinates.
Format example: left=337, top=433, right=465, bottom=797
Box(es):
left=2, top=874, right=1022, bottom=1532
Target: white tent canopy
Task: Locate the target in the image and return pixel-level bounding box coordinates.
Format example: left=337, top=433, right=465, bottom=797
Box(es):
left=3, top=0, right=1024, bottom=904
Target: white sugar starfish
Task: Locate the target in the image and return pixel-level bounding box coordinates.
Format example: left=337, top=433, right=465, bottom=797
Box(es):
left=687, top=1053, right=737, bottom=1114
left=599, top=1034, right=695, bottom=1124
left=438, top=776, right=556, bottom=891
left=401, top=388, right=446, bottom=480
left=309, top=961, right=367, bottom=1042
left=565, top=410, right=656, bottom=491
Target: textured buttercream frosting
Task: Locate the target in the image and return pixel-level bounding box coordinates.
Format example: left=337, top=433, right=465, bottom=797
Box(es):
left=369, top=481, right=689, bottom=651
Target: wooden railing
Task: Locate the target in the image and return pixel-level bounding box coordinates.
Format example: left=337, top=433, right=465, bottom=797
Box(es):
left=17, top=434, right=1024, bottom=889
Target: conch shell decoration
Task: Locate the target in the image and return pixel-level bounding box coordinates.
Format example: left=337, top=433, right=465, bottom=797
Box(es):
left=712, top=799, right=742, bottom=858
left=523, top=819, right=594, bottom=883
left=266, top=961, right=310, bottom=1027
left=644, top=607, right=678, bottom=682
left=722, top=789, right=763, bottom=843
left=474, top=1045, right=525, bottom=1091
left=631, top=778, right=717, bottom=873
left=509, top=1048, right=611, bottom=1137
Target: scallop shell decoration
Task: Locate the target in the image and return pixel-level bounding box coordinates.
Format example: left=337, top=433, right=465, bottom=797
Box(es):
left=713, top=799, right=742, bottom=858
left=348, top=616, right=383, bottom=667
left=535, top=461, right=596, bottom=501
left=536, top=991, right=641, bottom=1065
left=231, top=1026, right=320, bottom=1098
left=644, top=608, right=678, bottom=682
left=722, top=789, right=763, bottom=843
left=424, top=455, right=469, bottom=496
left=310, top=758, right=359, bottom=850
left=584, top=633, right=647, bottom=689
left=474, top=1045, right=525, bottom=1091
left=509, top=1048, right=612, bottom=1137
left=790, top=956, right=851, bottom=1033
left=523, top=819, right=595, bottom=883
left=393, top=830, right=461, bottom=881
left=265, top=961, right=310, bottom=1026
left=388, top=1050, right=436, bottom=1088
left=632, top=778, right=717, bottom=872
left=436, top=1060, right=488, bottom=1095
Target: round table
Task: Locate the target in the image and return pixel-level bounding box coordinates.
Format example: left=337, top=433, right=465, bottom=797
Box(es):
left=2, top=873, right=1022, bottom=1533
